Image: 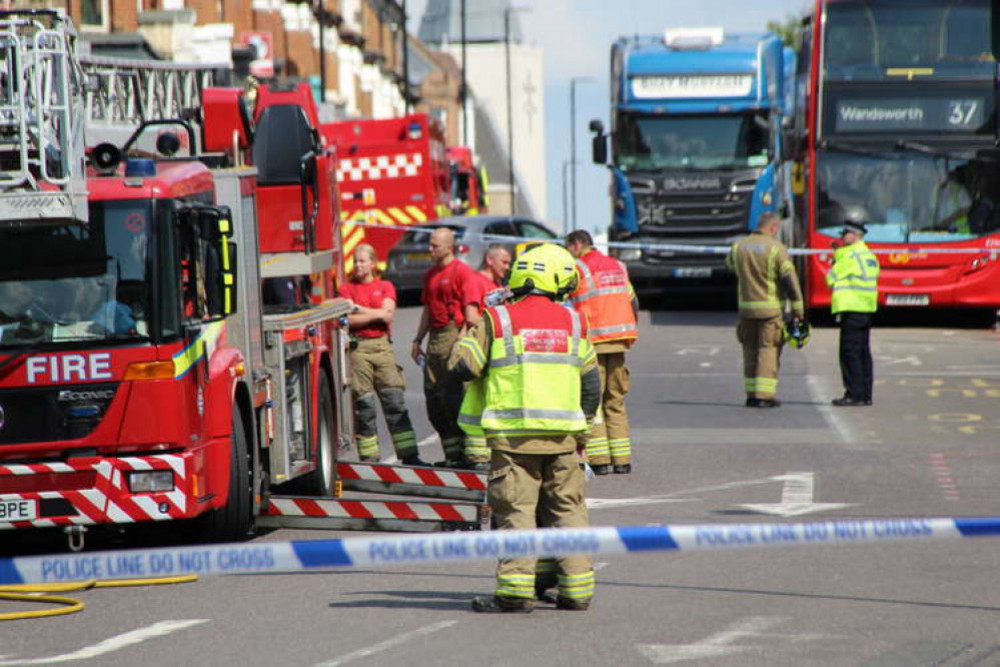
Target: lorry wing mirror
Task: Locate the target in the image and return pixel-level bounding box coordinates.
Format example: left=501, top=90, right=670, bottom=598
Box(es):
left=592, top=133, right=608, bottom=165
left=590, top=119, right=608, bottom=165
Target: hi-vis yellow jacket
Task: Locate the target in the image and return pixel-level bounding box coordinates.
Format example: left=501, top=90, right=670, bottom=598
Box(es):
left=448, top=295, right=600, bottom=454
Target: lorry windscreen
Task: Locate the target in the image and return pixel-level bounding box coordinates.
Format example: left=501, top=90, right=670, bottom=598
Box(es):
left=0, top=201, right=153, bottom=347
left=824, top=0, right=994, bottom=80
left=616, top=113, right=769, bottom=172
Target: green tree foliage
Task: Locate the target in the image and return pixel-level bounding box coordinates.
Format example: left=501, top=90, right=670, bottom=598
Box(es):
left=766, top=14, right=803, bottom=50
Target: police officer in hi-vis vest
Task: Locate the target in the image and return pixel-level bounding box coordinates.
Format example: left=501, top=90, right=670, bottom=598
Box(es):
left=826, top=207, right=880, bottom=407
left=449, top=243, right=601, bottom=613
left=564, top=230, right=639, bottom=475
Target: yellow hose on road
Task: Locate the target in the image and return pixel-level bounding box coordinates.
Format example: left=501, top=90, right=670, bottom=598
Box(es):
left=0, top=575, right=198, bottom=621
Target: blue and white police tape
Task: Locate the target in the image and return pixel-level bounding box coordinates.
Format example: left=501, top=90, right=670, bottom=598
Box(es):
left=2, top=517, right=1000, bottom=585
left=349, top=220, right=1000, bottom=257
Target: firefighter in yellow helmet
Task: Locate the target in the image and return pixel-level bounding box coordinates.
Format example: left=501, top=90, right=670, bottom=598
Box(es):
left=449, top=243, right=601, bottom=612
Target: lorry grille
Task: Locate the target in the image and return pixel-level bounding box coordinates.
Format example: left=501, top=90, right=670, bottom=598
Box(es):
left=635, top=187, right=752, bottom=235
left=0, top=383, right=119, bottom=445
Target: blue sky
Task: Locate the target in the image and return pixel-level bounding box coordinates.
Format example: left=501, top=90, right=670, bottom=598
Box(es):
left=409, top=0, right=810, bottom=232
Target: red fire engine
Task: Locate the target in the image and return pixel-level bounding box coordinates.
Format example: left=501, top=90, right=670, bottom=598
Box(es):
left=322, top=113, right=451, bottom=272
left=0, top=11, right=485, bottom=549
left=446, top=145, right=489, bottom=217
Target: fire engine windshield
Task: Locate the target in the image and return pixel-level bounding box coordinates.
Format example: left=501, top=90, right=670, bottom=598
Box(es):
left=0, top=201, right=152, bottom=347
left=825, top=0, right=995, bottom=80
left=816, top=151, right=1000, bottom=242
left=616, top=113, right=770, bottom=172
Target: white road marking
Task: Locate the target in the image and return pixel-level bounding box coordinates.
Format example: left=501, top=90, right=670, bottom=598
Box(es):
left=877, top=355, right=923, bottom=367
left=0, top=620, right=209, bottom=665
left=673, top=345, right=719, bottom=356
left=806, top=374, right=856, bottom=445
left=637, top=616, right=827, bottom=664
left=313, top=620, right=457, bottom=667
left=587, top=497, right=694, bottom=510
left=737, top=472, right=854, bottom=517
left=698, top=362, right=712, bottom=368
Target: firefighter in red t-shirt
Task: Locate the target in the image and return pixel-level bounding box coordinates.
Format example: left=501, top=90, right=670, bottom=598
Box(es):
left=340, top=244, right=426, bottom=466
left=411, top=227, right=475, bottom=467
left=463, top=243, right=512, bottom=327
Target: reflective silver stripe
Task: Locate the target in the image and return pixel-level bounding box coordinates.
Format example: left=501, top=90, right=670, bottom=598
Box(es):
left=852, top=250, right=870, bottom=280
left=576, top=259, right=596, bottom=291
left=490, top=353, right=582, bottom=368
left=458, top=413, right=481, bottom=425
left=495, top=305, right=515, bottom=357
left=590, top=322, right=637, bottom=337
left=482, top=408, right=586, bottom=421
left=832, top=285, right=877, bottom=292
left=568, top=307, right=581, bottom=356
left=571, top=285, right=630, bottom=304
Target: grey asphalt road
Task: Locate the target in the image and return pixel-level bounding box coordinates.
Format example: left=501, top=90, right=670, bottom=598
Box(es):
left=3, top=306, right=1000, bottom=666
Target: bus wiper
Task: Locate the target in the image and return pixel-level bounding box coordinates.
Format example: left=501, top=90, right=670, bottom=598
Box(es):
left=894, top=140, right=975, bottom=160
left=819, top=139, right=898, bottom=158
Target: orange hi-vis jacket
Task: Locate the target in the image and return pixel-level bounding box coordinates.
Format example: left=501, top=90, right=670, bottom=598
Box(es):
left=569, top=249, right=638, bottom=346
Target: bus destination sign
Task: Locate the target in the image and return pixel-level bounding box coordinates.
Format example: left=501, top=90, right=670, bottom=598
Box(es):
left=833, top=96, right=988, bottom=133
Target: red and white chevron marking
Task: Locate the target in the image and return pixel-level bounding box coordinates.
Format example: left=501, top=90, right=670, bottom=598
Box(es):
left=336, top=461, right=486, bottom=492
left=0, top=455, right=191, bottom=530
left=337, top=152, right=423, bottom=182
left=264, top=497, right=480, bottom=523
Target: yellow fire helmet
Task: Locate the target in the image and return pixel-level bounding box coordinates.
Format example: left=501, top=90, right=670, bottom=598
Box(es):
left=508, top=243, right=578, bottom=298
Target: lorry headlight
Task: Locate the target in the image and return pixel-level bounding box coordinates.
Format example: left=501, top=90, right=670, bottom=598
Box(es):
left=128, top=470, right=175, bottom=493
left=617, top=248, right=641, bottom=262
left=761, top=191, right=772, bottom=206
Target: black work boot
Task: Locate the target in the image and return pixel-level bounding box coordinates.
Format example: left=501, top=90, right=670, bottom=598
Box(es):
left=555, top=596, right=591, bottom=611
left=471, top=595, right=533, bottom=613
left=613, top=463, right=631, bottom=475
left=591, top=464, right=612, bottom=476
left=400, top=455, right=430, bottom=467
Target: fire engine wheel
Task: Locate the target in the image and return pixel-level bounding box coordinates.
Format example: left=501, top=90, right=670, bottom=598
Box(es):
left=199, top=411, right=254, bottom=541
left=304, top=376, right=337, bottom=496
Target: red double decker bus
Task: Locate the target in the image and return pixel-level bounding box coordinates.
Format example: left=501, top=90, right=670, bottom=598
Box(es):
left=793, top=0, right=1000, bottom=319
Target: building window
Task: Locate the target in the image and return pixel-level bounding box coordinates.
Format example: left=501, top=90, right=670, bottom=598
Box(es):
left=80, top=0, right=110, bottom=31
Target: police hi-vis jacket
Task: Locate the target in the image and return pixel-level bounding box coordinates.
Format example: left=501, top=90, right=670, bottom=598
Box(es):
left=448, top=295, right=601, bottom=455
left=826, top=240, right=880, bottom=314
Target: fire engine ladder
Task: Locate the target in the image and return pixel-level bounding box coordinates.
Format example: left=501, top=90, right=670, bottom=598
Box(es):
left=78, top=53, right=224, bottom=150
left=0, top=10, right=88, bottom=223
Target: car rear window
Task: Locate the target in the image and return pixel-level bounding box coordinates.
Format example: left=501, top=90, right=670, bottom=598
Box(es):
left=400, top=226, right=466, bottom=244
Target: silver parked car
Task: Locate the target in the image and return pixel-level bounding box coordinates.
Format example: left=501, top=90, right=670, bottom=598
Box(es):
left=384, top=215, right=561, bottom=295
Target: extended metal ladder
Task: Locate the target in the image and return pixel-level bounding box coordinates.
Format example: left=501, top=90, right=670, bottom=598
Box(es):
left=0, top=10, right=87, bottom=223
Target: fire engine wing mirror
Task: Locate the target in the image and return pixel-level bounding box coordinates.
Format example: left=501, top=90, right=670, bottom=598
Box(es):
left=590, top=119, right=608, bottom=165
left=195, top=206, right=238, bottom=319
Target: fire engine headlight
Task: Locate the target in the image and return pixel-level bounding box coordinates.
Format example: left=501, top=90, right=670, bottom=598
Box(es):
left=128, top=470, right=175, bottom=493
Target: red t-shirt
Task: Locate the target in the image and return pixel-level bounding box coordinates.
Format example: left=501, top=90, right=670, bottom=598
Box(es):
left=463, top=270, right=502, bottom=314
left=422, top=259, right=472, bottom=328
left=339, top=279, right=397, bottom=338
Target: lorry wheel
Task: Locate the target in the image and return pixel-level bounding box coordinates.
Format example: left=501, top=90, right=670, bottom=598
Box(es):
left=199, top=412, right=254, bottom=541
left=303, top=375, right=337, bottom=496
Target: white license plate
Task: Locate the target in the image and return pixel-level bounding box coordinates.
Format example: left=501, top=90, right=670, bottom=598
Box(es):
left=673, top=267, right=712, bottom=278
left=0, top=498, right=38, bottom=521
left=886, top=294, right=930, bottom=307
